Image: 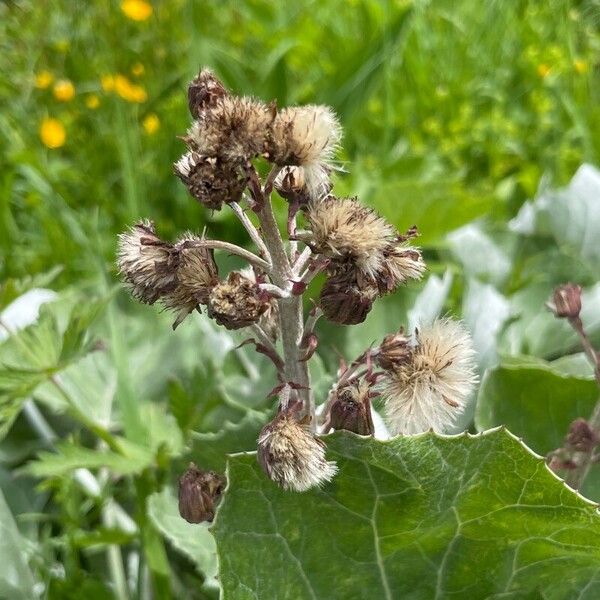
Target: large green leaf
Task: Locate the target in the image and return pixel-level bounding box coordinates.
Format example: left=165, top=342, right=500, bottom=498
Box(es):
left=0, top=488, right=35, bottom=600
left=475, top=355, right=598, bottom=455
left=213, top=429, right=600, bottom=600
left=147, top=487, right=217, bottom=581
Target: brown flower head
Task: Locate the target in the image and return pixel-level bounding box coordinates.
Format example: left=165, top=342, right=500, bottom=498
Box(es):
left=274, top=165, right=332, bottom=206
left=327, top=380, right=374, bottom=435
left=186, top=95, right=274, bottom=163
left=377, top=329, right=411, bottom=371
left=374, top=243, right=426, bottom=295
left=117, top=220, right=179, bottom=304
left=188, top=68, right=229, bottom=118
left=173, top=152, right=246, bottom=210
left=319, top=267, right=378, bottom=325
left=548, top=283, right=582, bottom=319
left=178, top=463, right=226, bottom=523
left=208, top=271, right=270, bottom=330
left=257, top=407, right=337, bottom=491
left=307, top=196, right=396, bottom=279
left=161, top=233, right=219, bottom=329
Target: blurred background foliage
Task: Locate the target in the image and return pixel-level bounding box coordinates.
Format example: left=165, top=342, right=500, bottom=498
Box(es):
left=1, top=0, right=600, bottom=598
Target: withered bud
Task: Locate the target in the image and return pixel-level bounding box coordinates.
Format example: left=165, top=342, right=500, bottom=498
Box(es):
left=257, top=407, right=337, bottom=491
left=178, top=464, right=226, bottom=523
left=549, top=283, right=582, bottom=319
left=117, top=220, right=179, bottom=304
left=566, top=418, right=598, bottom=453
left=328, top=381, right=374, bottom=435
left=208, top=271, right=270, bottom=330
left=319, top=270, right=377, bottom=325
left=188, top=68, right=228, bottom=118
left=377, top=329, right=411, bottom=370
left=174, top=152, right=245, bottom=210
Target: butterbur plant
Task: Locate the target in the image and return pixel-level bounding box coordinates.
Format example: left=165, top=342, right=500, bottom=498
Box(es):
left=117, top=68, right=477, bottom=501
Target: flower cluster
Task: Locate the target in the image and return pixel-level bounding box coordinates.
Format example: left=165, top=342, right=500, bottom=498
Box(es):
left=116, top=68, right=478, bottom=502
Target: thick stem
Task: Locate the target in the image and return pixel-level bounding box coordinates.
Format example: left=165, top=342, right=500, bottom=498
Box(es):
left=563, top=316, right=600, bottom=489
left=254, top=166, right=313, bottom=425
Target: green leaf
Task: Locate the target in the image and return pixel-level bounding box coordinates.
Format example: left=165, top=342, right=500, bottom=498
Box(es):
left=475, top=355, right=598, bottom=455
left=24, top=440, right=152, bottom=478
left=214, top=429, right=600, bottom=600
left=0, top=488, right=35, bottom=600
left=147, top=487, right=217, bottom=581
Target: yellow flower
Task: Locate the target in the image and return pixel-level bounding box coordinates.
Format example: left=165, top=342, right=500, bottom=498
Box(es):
left=114, top=74, right=147, bottom=103
left=39, top=118, right=66, bottom=149
left=101, top=75, right=115, bottom=92
left=131, top=62, right=145, bottom=77
left=537, top=64, right=551, bottom=78
left=574, top=59, right=588, bottom=74
left=142, top=113, right=160, bottom=134
left=53, top=79, right=75, bottom=102
left=121, top=0, right=153, bottom=21
left=86, top=94, right=100, bottom=109
left=35, top=70, right=54, bottom=89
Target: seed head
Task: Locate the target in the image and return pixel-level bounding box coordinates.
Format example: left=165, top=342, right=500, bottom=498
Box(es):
left=548, top=283, right=582, bottom=319
left=274, top=165, right=332, bottom=205
left=208, top=271, right=270, bottom=330
left=374, top=244, right=426, bottom=294
left=267, top=105, right=342, bottom=168
left=173, top=152, right=246, bottom=210
left=382, top=318, right=477, bottom=434
left=319, top=268, right=378, bottom=325
left=307, top=196, right=396, bottom=279
left=187, top=68, right=228, bottom=118
left=186, top=95, right=274, bottom=162
left=178, top=463, right=226, bottom=523
left=117, top=220, right=179, bottom=304
left=257, top=409, right=337, bottom=491
left=327, top=380, right=374, bottom=435
left=161, top=234, right=219, bottom=329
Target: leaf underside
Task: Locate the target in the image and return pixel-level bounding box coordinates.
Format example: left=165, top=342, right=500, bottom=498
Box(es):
left=213, top=429, right=600, bottom=600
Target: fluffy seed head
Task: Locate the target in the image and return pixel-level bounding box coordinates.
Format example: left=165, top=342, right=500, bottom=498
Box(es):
left=117, top=220, right=179, bottom=304
left=274, top=165, right=332, bottom=205
left=307, top=196, right=396, bottom=278
left=382, top=318, right=478, bottom=434
left=208, top=271, right=269, bottom=330
left=161, top=234, right=219, bottom=329
left=257, top=410, right=337, bottom=491
left=319, top=268, right=378, bottom=325
left=186, top=96, right=274, bottom=162
left=173, top=152, right=246, bottom=210
left=374, top=244, right=426, bottom=294
left=327, top=380, right=374, bottom=435
left=187, top=68, right=228, bottom=118
left=267, top=105, right=342, bottom=168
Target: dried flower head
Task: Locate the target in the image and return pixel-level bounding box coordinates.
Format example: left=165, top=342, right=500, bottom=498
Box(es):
left=267, top=105, right=342, bottom=171
left=374, top=244, right=426, bottom=294
left=548, top=283, right=582, bottom=319
left=186, top=96, right=274, bottom=162
left=239, top=267, right=279, bottom=340
left=161, top=234, right=219, bottom=329
left=174, top=152, right=246, bottom=210
left=566, top=418, right=598, bottom=453
left=178, top=463, right=226, bottom=523
left=327, top=380, right=374, bottom=435
left=377, top=329, right=411, bottom=371
left=208, top=271, right=269, bottom=330
left=274, top=165, right=332, bottom=205
left=117, top=220, right=179, bottom=304
left=188, top=68, right=229, bottom=118
left=319, top=268, right=378, bottom=325
left=307, top=196, right=396, bottom=279
left=382, top=318, right=477, bottom=434
left=257, top=408, right=337, bottom=491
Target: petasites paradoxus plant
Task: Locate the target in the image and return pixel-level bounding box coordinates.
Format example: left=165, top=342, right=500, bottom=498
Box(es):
left=116, top=70, right=600, bottom=598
